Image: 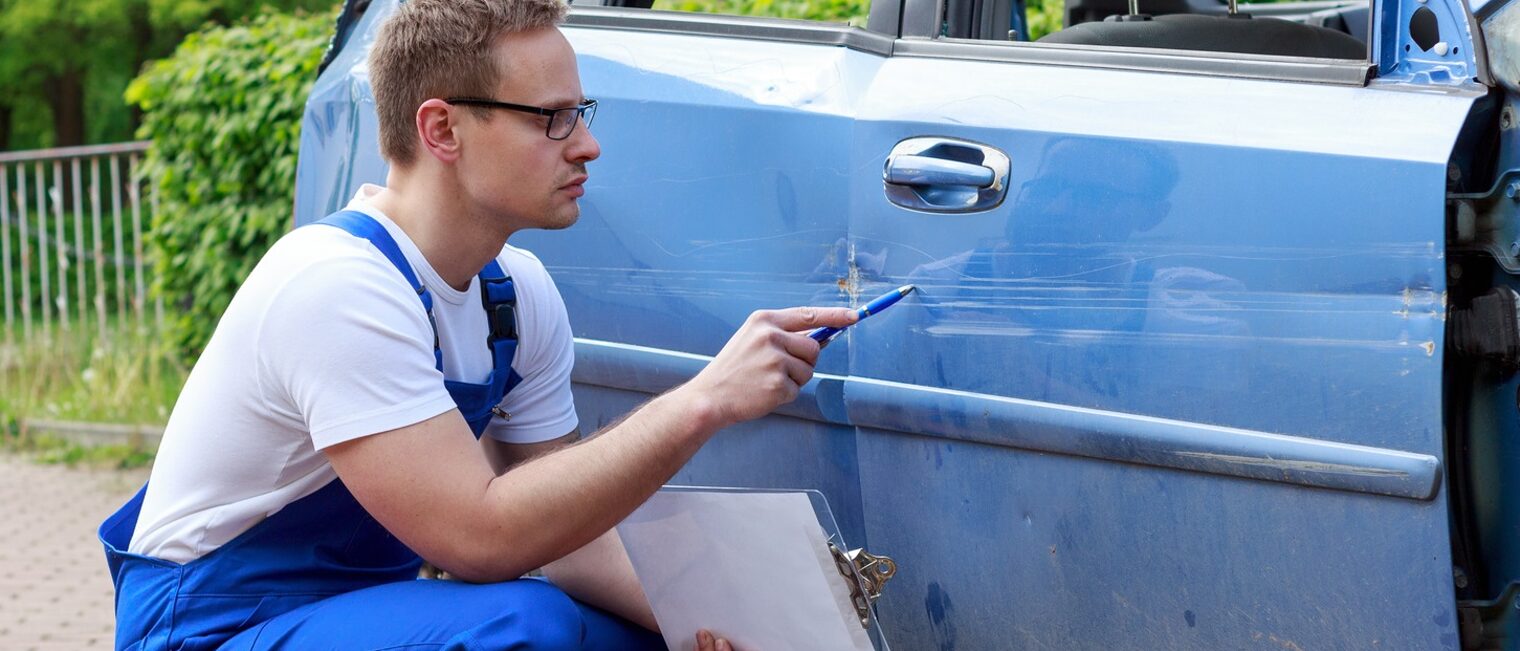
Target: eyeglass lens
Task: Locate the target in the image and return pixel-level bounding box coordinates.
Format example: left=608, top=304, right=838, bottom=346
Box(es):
left=548, top=103, right=596, bottom=140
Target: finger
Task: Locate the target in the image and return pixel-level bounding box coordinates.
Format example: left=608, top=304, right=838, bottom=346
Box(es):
left=716, top=639, right=733, bottom=651
left=783, top=356, right=813, bottom=389
left=697, top=629, right=715, bottom=651
left=767, top=306, right=858, bottom=332
left=778, top=330, right=821, bottom=366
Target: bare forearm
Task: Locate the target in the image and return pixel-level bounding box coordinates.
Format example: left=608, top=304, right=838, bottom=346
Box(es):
left=542, top=528, right=656, bottom=630
left=338, top=307, right=857, bottom=584
left=454, top=387, right=720, bottom=581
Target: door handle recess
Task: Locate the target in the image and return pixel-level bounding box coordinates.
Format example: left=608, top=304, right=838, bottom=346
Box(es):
left=883, top=137, right=1011, bottom=213
left=885, top=155, right=995, bottom=188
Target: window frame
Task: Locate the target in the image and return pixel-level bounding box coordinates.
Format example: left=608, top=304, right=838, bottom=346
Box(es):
left=564, top=5, right=1378, bottom=86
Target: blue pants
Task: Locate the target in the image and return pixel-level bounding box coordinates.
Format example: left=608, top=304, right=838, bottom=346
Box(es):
left=218, top=578, right=666, bottom=651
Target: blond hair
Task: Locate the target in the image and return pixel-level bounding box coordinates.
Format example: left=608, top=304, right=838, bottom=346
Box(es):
left=368, top=0, right=569, bottom=166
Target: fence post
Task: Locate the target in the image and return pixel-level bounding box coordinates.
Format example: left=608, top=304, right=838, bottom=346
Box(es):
left=91, top=156, right=106, bottom=344
left=71, top=158, right=86, bottom=333
left=17, top=164, right=32, bottom=343
left=110, top=156, right=127, bottom=326
left=129, top=154, right=146, bottom=336
left=0, top=164, right=11, bottom=348
left=52, top=159, right=69, bottom=334
left=34, top=161, right=51, bottom=342
left=151, top=181, right=163, bottom=337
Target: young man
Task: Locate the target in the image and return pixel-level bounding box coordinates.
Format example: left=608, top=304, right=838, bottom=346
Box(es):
left=97, top=0, right=855, bottom=648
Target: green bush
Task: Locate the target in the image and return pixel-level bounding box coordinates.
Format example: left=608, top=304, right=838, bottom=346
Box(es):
left=128, top=11, right=332, bottom=360
left=649, top=0, right=1064, bottom=37
left=654, top=0, right=870, bottom=25
left=1027, top=0, right=1065, bottom=40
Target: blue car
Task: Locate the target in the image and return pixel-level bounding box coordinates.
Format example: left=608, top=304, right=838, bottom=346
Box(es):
left=298, top=0, right=1520, bottom=645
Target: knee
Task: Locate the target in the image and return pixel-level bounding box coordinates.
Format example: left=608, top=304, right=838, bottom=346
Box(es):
left=518, top=580, right=586, bottom=651
left=449, top=579, right=585, bottom=651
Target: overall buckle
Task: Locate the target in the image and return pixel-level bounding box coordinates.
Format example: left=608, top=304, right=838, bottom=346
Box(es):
left=489, top=303, right=517, bottom=341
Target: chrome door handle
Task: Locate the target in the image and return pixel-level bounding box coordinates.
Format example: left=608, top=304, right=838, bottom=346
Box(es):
left=883, top=137, right=1011, bottom=213
left=885, top=155, right=995, bottom=188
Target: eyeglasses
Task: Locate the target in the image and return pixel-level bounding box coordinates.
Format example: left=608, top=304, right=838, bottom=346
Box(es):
left=444, top=97, right=597, bottom=141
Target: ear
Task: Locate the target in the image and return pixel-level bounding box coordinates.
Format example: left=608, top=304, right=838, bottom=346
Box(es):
left=415, top=98, right=462, bottom=164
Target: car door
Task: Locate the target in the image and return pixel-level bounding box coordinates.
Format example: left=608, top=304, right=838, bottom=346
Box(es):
left=297, top=0, right=1488, bottom=645
left=847, top=55, right=1469, bottom=651
left=838, top=0, right=1485, bottom=646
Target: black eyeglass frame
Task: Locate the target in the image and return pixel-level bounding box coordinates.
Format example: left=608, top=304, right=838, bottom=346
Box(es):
left=444, top=97, right=597, bottom=141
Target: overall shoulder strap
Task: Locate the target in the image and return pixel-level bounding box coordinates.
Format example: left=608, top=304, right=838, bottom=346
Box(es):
left=478, top=259, right=523, bottom=397
left=313, top=210, right=443, bottom=370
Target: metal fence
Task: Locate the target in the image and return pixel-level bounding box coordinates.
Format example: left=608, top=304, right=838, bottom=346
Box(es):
left=0, top=141, right=162, bottom=346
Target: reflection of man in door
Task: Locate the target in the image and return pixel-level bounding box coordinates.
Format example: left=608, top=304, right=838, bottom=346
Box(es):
left=903, top=136, right=1247, bottom=409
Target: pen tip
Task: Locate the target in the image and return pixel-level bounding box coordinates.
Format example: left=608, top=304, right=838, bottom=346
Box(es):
left=899, top=284, right=917, bottom=296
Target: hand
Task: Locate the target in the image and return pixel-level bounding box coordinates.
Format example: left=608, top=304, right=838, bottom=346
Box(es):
left=697, top=628, right=735, bottom=651
left=681, top=307, right=856, bottom=428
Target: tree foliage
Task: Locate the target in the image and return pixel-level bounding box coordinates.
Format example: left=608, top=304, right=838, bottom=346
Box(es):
left=131, top=11, right=330, bottom=358
left=1028, top=0, right=1065, bottom=40
left=649, top=0, right=1069, bottom=37
left=0, top=0, right=335, bottom=149
left=653, top=0, right=870, bottom=25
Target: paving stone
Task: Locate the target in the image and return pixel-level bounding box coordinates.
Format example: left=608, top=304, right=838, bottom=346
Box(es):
left=0, top=454, right=148, bottom=651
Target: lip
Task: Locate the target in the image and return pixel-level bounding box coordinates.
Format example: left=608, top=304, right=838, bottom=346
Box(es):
left=560, top=175, right=588, bottom=197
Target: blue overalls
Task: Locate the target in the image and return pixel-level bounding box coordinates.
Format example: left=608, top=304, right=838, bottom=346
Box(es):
left=98, top=211, right=665, bottom=650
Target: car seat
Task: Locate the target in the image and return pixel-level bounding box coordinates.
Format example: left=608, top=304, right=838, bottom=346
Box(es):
left=1039, top=13, right=1366, bottom=59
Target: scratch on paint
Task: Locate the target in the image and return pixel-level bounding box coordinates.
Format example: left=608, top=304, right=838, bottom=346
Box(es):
left=851, top=236, right=1439, bottom=276
left=843, top=239, right=862, bottom=303
left=643, top=228, right=836, bottom=258
left=1172, top=451, right=1409, bottom=477
left=1250, top=632, right=1307, bottom=651
left=1421, top=341, right=1435, bottom=356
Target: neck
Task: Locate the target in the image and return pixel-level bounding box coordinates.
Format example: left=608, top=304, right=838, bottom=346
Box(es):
left=369, top=168, right=511, bottom=291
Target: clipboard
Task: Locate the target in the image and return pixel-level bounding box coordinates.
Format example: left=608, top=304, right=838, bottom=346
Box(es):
left=616, top=486, right=894, bottom=651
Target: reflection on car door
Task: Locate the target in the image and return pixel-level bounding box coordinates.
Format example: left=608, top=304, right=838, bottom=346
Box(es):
left=846, top=44, right=1475, bottom=648
left=513, top=24, right=884, bottom=550
left=298, top=0, right=1486, bottom=646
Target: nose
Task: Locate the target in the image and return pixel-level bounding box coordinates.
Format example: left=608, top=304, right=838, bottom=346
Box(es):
left=567, top=118, right=600, bottom=164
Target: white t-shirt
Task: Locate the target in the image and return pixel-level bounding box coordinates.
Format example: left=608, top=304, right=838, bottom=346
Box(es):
left=129, top=185, right=578, bottom=563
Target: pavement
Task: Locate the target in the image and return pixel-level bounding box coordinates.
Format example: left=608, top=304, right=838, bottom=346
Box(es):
left=0, top=453, right=149, bottom=650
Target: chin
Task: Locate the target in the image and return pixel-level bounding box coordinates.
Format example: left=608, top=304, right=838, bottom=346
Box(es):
left=510, top=205, right=580, bottom=232
left=539, top=209, right=579, bottom=231
left=550, top=209, right=577, bottom=229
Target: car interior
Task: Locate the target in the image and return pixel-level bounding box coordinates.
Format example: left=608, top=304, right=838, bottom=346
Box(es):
left=576, top=0, right=1375, bottom=60
left=1040, top=0, right=1370, bottom=59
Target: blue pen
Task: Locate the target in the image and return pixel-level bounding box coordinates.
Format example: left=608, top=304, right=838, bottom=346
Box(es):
left=809, top=285, right=916, bottom=344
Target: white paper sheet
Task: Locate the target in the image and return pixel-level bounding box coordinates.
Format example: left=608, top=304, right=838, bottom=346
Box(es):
left=617, top=490, right=875, bottom=651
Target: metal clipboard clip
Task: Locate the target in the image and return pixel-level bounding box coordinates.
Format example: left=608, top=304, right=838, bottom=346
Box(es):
left=641, top=485, right=899, bottom=649
left=829, top=543, right=899, bottom=629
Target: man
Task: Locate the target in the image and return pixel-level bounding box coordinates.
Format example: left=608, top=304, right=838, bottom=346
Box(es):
left=97, top=0, right=856, bottom=648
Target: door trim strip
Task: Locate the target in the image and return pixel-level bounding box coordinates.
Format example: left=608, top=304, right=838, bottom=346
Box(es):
left=573, top=338, right=1442, bottom=501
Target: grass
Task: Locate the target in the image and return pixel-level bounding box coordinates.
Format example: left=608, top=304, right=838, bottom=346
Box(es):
left=4, top=430, right=156, bottom=469
left=0, top=319, right=183, bottom=469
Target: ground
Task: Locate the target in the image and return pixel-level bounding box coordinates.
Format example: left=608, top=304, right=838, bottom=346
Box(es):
left=0, top=453, right=147, bottom=650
